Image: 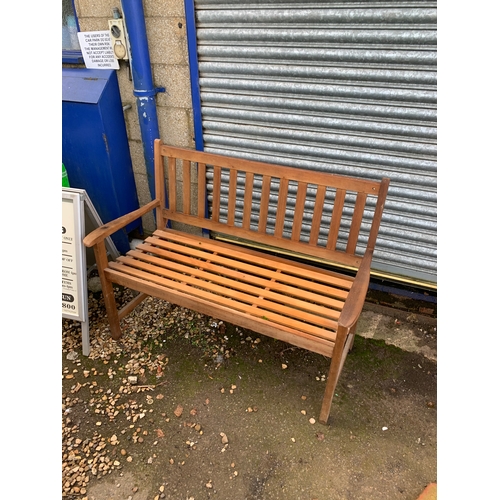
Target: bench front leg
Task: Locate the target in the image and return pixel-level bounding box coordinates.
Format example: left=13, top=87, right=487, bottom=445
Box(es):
left=319, top=325, right=350, bottom=424
left=94, top=240, right=122, bottom=340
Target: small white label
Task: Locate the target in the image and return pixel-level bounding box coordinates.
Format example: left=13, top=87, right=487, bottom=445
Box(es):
left=77, top=31, right=119, bottom=69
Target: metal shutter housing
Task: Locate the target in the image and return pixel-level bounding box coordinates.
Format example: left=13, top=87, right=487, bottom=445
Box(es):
left=191, top=0, right=437, bottom=285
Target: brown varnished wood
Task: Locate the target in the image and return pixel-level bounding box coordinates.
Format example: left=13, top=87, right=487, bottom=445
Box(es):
left=160, top=144, right=381, bottom=195
left=109, top=259, right=337, bottom=341
left=227, top=168, right=237, bottom=226
left=366, top=177, right=390, bottom=251
left=338, top=249, right=374, bottom=330
left=326, top=188, right=346, bottom=251
left=105, top=267, right=336, bottom=357
left=274, top=177, right=289, bottom=238
left=154, top=139, right=167, bottom=229
left=148, top=229, right=354, bottom=291
left=291, top=182, right=307, bottom=242
left=197, top=162, right=206, bottom=218
left=242, top=172, right=254, bottom=230
left=258, top=175, right=271, bottom=233
left=118, top=292, right=149, bottom=321
left=309, top=185, right=326, bottom=246
left=168, top=156, right=176, bottom=215
left=133, top=242, right=349, bottom=308
left=85, top=139, right=390, bottom=425
left=120, top=249, right=344, bottom=323
left=346, top=192, right=367, bottom=254
left=182, top=159, right=191, bottom=214
left=94, top=240, right=122, bottom=339
left=83, top=199, right=160, bottom=247
left=161, top=210, right=362, bottom=267
left=212, top=165, right=221, bottom=223
left=320, top=324, right=350, bottom=424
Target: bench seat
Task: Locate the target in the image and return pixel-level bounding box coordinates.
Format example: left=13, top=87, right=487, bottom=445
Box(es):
left=108, top=228, right=355, bottom=358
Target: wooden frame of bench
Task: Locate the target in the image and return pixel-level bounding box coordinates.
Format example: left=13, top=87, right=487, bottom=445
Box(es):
left=84, top=139, right=390, bottom=425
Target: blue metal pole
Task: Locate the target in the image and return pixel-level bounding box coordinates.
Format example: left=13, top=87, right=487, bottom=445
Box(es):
left=184, top=0, right=209, bottom=235
left=120, top=0, right=165, bottom=200
left=184, top=0, right=204, bottom=151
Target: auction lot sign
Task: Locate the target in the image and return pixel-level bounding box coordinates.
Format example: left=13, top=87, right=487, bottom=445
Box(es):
left=62, top=189, right=89, bottom=355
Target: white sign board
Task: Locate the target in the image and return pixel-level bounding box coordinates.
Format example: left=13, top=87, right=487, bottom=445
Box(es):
left=77, top=31, right=119, bottom=70
left=62, top=188, right=121, bottom=356
left=62, top=190, right=90, bottom=355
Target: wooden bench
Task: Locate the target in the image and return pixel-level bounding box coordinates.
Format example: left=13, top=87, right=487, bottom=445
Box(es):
left=84, top=138, right=390, bottom=424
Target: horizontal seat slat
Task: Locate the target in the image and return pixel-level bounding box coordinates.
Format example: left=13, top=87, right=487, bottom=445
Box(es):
left=108, top=259, right=338, bottom=341
left=125, top=248, right=343, bottom=321
left=105, top=267, right=336, bottom=357
left=135, top=242, right=347, bottom=310
left=149, top=229, right=354, bottom=293
left=138, top=239, right=348, bottom=307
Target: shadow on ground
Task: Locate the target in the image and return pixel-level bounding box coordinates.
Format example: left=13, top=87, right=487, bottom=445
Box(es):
left=62, top=289, right=436, bottom=500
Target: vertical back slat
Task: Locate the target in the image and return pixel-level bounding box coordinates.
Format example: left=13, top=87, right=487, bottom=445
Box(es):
left=346, top=192, right=367, bottom=254
left=227, top=168, right=237, bottom=226
left=326, top=188, right=346, bottom=251
left=242, top=172, right=254, bottom=230
left=168, top=156, right=177, bottom=213
left=197, top=162, right=206, bottom=218
left=212, top=165, right=221, bottom=223
left=258, top=175, right=271, bottom=233
left=274, top=178, right=289, bottom=238
left=158, top=144, right=387, bottom=266
left=291, top=182, right=308, bottom=242
left=182, top=159, right=191, bottom=214
left=309, top=184, right=326, bottom=246
left=154, top=140, right=167, bottom=229
left=366, top=178, right=390, bottom=251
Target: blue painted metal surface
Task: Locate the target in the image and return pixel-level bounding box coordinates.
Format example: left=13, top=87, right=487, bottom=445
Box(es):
left=184, top=0, right=209, bottom=234
left=369, top=282, right=437, bottom=303
left=185, top=0, right=204, bottom=151
left=121, top=0, right=165, bottom=201
left=62, top=68, right=141, bottom=254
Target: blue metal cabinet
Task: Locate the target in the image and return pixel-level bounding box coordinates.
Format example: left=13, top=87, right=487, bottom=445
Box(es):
left=62, top=68, right=140, bottom=254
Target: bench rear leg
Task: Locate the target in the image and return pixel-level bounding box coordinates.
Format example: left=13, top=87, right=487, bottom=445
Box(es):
left=94, top=241, right=122, bottom=340
left=319, top=326, right=351, bottom=424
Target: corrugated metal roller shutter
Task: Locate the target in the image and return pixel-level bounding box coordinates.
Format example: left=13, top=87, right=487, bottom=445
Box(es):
left=193, top=0, right=437, bottom=285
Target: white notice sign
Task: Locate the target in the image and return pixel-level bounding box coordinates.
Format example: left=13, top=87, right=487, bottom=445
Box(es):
left=62, top=190, right=90, bottom=356
left=62, top=194, right=85, bottom=320
left=77, top=31, right=119, bottom=69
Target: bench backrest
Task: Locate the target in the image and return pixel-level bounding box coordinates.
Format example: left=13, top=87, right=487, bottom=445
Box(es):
left=154, top=139, right=389, bottom=268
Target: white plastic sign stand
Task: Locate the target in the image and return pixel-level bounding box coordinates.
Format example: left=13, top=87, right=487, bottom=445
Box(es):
left=62, top=188, right=120, bottom=356
left=62, top=189, right=90, bottom=355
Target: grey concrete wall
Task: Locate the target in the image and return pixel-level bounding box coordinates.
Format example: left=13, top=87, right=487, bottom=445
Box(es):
left=74, top=0, right=197, bottom=235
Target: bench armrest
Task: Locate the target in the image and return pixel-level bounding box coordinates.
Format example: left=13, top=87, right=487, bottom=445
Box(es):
left=338, top=249, right=374, bottom=331
left=83, top=199, right=161, bottom=248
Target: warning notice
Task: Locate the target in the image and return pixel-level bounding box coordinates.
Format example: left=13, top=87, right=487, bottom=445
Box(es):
left=77, top=31, right=119, bottom=69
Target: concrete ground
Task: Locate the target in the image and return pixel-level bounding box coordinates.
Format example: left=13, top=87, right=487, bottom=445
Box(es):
left=62, top=288, right=437, bottom=500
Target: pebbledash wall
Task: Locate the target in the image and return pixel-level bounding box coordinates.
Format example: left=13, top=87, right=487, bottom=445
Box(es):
left=71, top=0, right=437, bottom=287
left=74, top=0, right=196, bottom=236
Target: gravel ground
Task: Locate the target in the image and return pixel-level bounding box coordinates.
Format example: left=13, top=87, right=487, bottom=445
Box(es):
left=62, top=287, right=437, bottom=500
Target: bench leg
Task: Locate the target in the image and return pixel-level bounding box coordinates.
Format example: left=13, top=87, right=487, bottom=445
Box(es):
left=347, top=320, right=358, bottom=352
left=319, top=325, right=350, bottom=425
left=94, top=241, right=122, bottom=340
